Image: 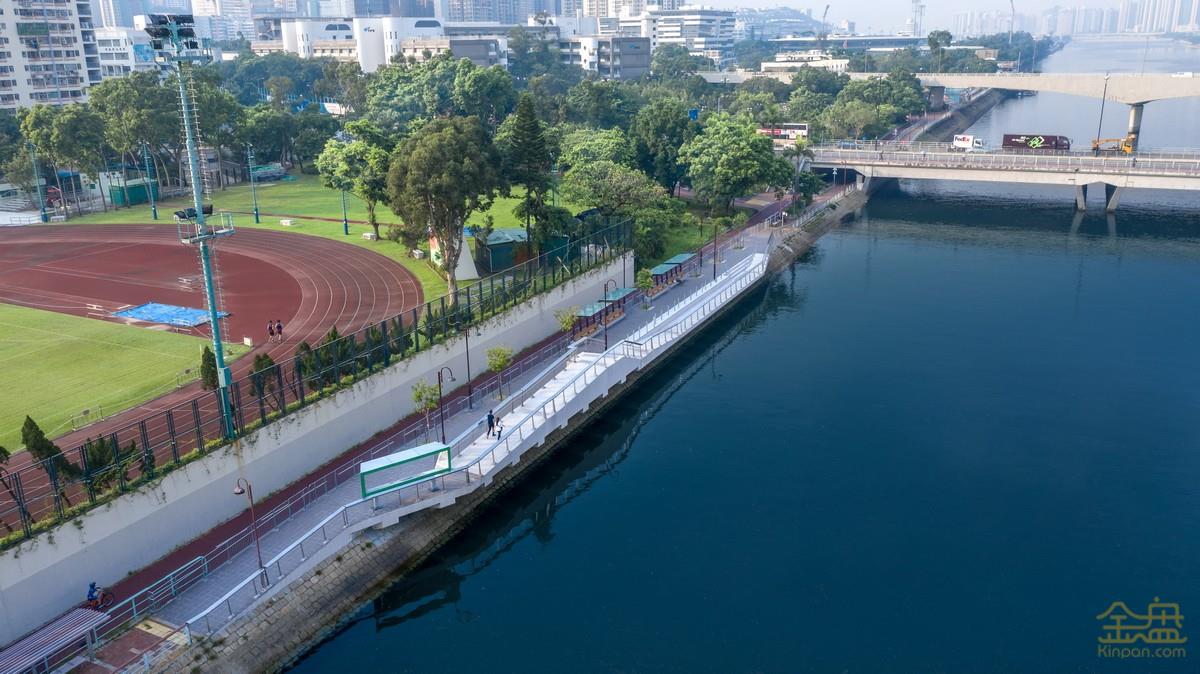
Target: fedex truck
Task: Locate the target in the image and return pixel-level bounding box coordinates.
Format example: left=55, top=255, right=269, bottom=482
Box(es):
left=952, top=134, right=985, bottom=150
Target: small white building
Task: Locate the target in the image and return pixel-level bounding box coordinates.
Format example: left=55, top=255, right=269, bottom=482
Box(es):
left=760, top=50, right=849, bottom=73
left=96, top=27, right=159, bottom=80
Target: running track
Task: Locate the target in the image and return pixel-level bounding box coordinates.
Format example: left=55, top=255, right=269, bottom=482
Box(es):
left=0, top=224, right=422, bottom=469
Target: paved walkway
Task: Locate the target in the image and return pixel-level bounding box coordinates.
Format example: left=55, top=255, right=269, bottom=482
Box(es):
left=53, top=186, right=848, bottom=672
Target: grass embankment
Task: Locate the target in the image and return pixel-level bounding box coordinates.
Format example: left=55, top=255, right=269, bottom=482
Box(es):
left=67, top=175, right=584, bottom=298
left=0, top=303, right=244, bottom=451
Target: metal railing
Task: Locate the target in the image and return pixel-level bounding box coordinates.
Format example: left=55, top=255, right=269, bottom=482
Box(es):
left=66, top=191, right=846, bottom=673
left=168, top=248, right=771, bottom=654
left=811, top=139, right=1200, bottom=162
left=812, top=147, right=1200, bottom=177
left=0, top=221, right=633, bottom=549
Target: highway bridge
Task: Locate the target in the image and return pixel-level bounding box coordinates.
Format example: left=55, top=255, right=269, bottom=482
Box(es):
left=700, top=71, right=1200, bottom=150
left=807, top=141, right=1200, bottom=212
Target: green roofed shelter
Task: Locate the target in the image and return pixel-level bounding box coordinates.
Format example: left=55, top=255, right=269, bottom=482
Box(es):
left=602, top=287, right=636, bottom=303
left=663, top=253, right=696, bottom=265
left=576, top=302, right=609, bottom=318
left=649, top=262, right=679, bottom=279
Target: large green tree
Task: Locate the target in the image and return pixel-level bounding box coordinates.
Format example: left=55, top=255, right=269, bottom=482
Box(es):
left=194, top=80, right=243, bottom=188
left=387, top=116, right=505, bottom=300
left=316, top=119, right=392, bottom=239
left=679, top=113, right=793, bottom=213
left=498, top=94, right=551, bottom=256
left=650, top=44, right=712, bottom=79
left=50, top=104, right=109, bottom=210
left=558, top=127, right=634, bottom=172
left=240, top=105, right=297, bottom=165
left=560, top=159, right=664, bottom=219
left=452, top=61, right=517, bottom=129
left=630, top=97, right=699, bottom=195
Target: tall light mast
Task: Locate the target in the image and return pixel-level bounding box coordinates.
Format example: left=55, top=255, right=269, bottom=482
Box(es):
left=143, top=14, right=237, bottom=439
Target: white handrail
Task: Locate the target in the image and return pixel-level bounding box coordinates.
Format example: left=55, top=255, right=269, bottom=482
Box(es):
left=177, top=251, right=771, bottom=643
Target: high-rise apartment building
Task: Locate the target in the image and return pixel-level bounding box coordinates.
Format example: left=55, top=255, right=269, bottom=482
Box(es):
left=191, top=0, right=255, bottom=40
left=0, top=0, right=100, bottom=110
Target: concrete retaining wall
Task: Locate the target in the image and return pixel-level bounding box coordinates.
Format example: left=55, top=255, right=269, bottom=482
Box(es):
left=0, top=253, right=632, bottom=647
left=916, top=88, right=1011, bottom=143
left=153, top=210, right=854, bottom=674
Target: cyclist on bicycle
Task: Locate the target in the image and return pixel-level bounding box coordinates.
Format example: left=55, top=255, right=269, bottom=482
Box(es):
left=87, top=582, right=97, bottom=604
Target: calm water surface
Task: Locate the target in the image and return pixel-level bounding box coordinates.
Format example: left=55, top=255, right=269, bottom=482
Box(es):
left=291, top=39, right=1200, bottom=672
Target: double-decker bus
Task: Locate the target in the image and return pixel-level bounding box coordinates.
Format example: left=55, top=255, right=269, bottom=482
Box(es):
left=756, top=123, right=809, bottom=147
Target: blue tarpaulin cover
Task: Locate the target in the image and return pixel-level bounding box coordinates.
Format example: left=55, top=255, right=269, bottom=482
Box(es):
left=114, top=302, right=226, bottom=327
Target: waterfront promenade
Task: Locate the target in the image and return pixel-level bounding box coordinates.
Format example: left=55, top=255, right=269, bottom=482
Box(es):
left=53, top=190, right=850, bottom=673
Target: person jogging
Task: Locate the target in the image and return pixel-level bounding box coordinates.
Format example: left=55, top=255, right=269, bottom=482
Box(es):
left=275, top=319, right=284, bottom=343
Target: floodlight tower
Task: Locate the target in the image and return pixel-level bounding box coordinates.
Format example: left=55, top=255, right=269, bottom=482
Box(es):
left=144, top=14, right=237, bottom=439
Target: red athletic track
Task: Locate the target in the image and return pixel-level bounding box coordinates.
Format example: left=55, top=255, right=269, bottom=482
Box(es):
left=0, top=223, right=422, bottom=463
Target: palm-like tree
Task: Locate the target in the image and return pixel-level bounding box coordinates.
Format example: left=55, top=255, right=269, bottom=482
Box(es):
left=782, top=141, right=816, bottom=212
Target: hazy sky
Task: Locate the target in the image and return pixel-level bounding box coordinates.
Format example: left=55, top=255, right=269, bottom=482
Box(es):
left=705, top=1, right=1120, bottom=35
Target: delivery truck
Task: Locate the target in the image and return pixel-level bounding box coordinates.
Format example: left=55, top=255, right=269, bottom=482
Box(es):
left=1001, top=134, right=1071, bottom=151
left=952, top=134, right=985, bottom=151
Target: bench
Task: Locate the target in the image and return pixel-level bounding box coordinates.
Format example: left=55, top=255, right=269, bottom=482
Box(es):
left=362, top=231, right=377, bottom=241
left=0, top=608, right=109, bottom=674
left=279, top=218, right=294, bottom=227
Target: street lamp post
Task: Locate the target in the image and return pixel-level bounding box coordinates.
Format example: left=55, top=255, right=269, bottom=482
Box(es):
left=142, top=141, right=158, bottom=220
left=601, top=279, right=618, bottom=350
left=436, top=366, right=455, bottom=444
left=233, top=478, right=269, bottom=589
left=712, top=221, right=719, bottom=281
left=462, top=322, right=475, bottom=408
left=246, top=143, right=260, bottom=223
left=1094, top=71, right=1111, bottom=156
left=341, top=190, right=350, bottom=235
left=26, top=142, right=47, bottom=223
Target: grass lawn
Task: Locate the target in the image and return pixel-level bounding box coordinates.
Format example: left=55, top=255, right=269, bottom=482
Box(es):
left=65, top=175, right=584, bottom=299
left=656, top=222, right=713, bottom=269
left=0, top=303, right=245, bottom=452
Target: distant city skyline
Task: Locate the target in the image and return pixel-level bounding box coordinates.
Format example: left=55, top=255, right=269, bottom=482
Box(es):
left=710, top=1, right=1198, bottom=35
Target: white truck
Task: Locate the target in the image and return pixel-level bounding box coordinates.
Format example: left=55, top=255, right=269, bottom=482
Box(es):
left=952, top=134, right=986, bottom=151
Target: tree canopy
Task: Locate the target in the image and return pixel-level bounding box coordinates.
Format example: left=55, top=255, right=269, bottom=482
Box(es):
left=679, top=113, right=793, bottom=212
left=387, top=116, right=505, bottom=299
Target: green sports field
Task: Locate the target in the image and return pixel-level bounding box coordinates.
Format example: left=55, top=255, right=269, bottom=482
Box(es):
left=66, top=174, right=583, bottom=299
left=0, top=303, right=244, bottom=452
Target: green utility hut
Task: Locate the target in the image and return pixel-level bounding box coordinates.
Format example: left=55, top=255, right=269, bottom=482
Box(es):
left=108, top=178, right=159, bottom=207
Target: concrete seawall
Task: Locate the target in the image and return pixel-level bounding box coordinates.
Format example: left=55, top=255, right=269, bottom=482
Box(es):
left=153, top=195, right=868, bottom=673
left=916, top=88, right=1012, bottom=143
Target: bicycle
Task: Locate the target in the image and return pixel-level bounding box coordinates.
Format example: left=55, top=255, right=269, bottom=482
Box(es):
left=84, top=587, right=115, bottom=611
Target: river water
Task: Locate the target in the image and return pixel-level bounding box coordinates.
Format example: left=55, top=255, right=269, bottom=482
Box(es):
left=290, top=39, right=1200, bottom=672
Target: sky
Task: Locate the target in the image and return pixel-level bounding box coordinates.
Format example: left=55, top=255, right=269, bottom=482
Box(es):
left=704, top=1, right=1121, bottom=35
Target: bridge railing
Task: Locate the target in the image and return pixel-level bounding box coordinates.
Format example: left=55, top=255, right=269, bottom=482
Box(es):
left=810, top=140, right=1200, bottom=161
left=812, top=147, right=1200, bottom=177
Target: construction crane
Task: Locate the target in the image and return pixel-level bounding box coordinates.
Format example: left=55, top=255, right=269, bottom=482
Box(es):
left=1009, top=0, right=1016, bottom=45
left=1091, top=135, right=1136, bottom=154
left=817, top=4, right=830, bottom=51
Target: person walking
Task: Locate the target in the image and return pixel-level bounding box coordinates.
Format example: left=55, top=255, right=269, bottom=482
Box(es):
left=486, top=410, right=495, bottom=438
left=267, top=321, right=274, bottom=344
left=275, top=319, right=284, bottom=343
